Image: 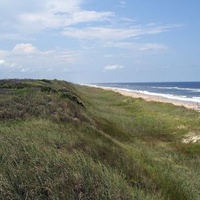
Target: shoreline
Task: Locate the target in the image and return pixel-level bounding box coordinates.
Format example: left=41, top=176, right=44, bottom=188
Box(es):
left=84, top=84, right=200, bottom=112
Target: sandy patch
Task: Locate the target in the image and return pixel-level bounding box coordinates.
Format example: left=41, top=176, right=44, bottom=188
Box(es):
left=182, top=132, right=200, bottom=144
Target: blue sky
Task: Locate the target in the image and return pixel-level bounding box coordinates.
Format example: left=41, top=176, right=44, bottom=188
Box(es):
left=0, top=0, right=200, bottom=83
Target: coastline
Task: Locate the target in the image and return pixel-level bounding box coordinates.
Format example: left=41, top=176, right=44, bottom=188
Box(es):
left=84, top=84, right=200, bottom=112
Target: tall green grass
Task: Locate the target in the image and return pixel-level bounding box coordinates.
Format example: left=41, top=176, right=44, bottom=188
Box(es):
left=0, top=80, right=199, bottom=199
left=75, top=85, right=200, bottom=200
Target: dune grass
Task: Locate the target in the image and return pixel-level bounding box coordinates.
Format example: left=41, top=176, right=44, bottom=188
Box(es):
left=0, top=79, right=199, bottom=199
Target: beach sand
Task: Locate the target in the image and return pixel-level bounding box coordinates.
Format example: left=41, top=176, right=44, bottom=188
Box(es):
left=86, top=85, right=200, bottom=112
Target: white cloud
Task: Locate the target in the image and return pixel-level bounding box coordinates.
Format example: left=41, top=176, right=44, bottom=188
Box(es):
left=46, top=0, right=81, bottom=13
left=139, top=43, right=167, bottom=51
left=19, top=10, right=113, bottom=32
left=38, top=49, right=79, bottom=64
left=103, top=41, right=136, bottom=48
left=0, top=0, right=111, bottom=34
left=62, top=25, right=175, bottom=41
left=0, top=59, right=22, bottom=69
left=102, top=41, right=168, bottom=54
left=0, top=44, right=79, bottom=75
left=70, top=10, right=114, bottom=24
left=0, top=59, right=6, bottom=65
left=13, top=43, right=37, bottom=54
left=0, top=0, right=178, bottom=39
left=104, top=64, right=124, bottom=71
left=0, top=0, right=114, bottom=37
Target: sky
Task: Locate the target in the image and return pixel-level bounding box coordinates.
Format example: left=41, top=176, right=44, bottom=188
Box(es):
left=0, top=0, right=200, bottom=83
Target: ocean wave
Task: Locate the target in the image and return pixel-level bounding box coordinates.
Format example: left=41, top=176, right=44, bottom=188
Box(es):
left=106, top=86, right=200, bottom=103
left=137, top=90, right=200, bottom=103
left=86, top=84, right=200, bottom=103
left=152, top=86, right=200, bottom=93
left=193, top=97, right=200, bottom=100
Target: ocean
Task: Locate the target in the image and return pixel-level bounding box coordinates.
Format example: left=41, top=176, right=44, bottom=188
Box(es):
left=94, top=82, right=200, bottom=104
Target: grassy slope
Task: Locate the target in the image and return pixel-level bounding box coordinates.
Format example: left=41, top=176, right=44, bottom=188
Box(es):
left=0, top=79, right=199, bottom=199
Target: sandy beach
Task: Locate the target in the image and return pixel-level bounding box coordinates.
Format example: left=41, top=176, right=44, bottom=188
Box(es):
left=86, top=85, right=200, bottom=112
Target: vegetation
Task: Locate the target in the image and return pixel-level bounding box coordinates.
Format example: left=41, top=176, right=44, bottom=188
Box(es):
left=0, top=79, right=199, bottom=199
